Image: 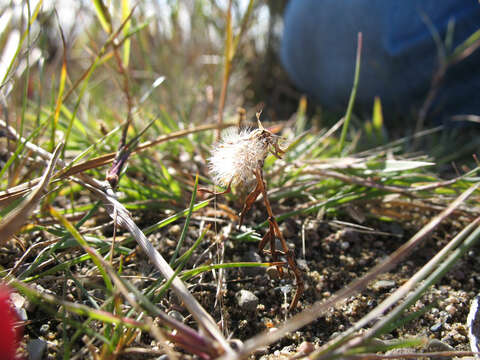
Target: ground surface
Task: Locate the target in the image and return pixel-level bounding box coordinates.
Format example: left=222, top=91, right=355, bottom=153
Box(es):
left=6, top=191, right=478, bottom=359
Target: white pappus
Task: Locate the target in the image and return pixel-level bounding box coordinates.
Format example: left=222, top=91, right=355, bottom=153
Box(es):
left=208, top=124, right=284, bottom=188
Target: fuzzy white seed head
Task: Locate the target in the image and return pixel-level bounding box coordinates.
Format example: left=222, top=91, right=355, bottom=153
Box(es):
left=208, top=127, right=276, bottom=187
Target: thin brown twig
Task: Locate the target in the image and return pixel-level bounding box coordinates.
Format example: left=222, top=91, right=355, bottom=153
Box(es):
left=216, top=0, right=233, bottom=140
left=62, top=6, right=137, bottom=104
left=106, top=15, right=136, bottom=189
left=253, top=165, right=304, bottom=310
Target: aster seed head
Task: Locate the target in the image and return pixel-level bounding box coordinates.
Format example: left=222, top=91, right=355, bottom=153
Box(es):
left=208, top=125, right=281, bottom=188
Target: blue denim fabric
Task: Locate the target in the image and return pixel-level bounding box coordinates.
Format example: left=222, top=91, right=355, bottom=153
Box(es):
left=281, top=0, right=480, bottom=119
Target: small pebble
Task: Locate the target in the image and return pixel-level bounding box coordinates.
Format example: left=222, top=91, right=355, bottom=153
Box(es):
left=10, top=292, right=26, bottom=309
left=446, top=296, right=458, bottom=305
left=297, top=341, right=314, bottom=355
left=430, top=322, right=443, bottom=332
left=165, top=238, right=176, bottom=247
left=280, top=344, right=296, bottom=354
left=168, top=224, right=182, bottom=236
left=236, top=290, right=259, bottom=312
left=167, top=310, right=185, bottom=323
left=372, top=280, right=396, bottom=291
left=426, top=339, right=453, bottom=352
left=296, top=258, right=308, bottom=271
left=266, top=266, right=280, bottom=280
left=39, top=324, right=50, bottom=335
left=385, top=348, right=413, bottom=358
left=445, top=304, right=456, bottom=315
left=27, top=339, right=47, bottom=360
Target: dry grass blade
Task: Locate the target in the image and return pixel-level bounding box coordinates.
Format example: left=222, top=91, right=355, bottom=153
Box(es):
left=0, top=179, right=41, bottom=208
left=77, top=180, right=234, bottom=356
left=0, top=119, right=54, bottom=163
left=223, top=183, right=479, bottom=360
left=0, top=142, right=63, bottom=245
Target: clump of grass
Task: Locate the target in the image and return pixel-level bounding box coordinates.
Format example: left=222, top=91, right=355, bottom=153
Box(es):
left=1, top=1, right=480, bottom=359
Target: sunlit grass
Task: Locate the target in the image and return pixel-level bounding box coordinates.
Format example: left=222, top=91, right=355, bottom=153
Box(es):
left=1, top=1, right=480, bottom=359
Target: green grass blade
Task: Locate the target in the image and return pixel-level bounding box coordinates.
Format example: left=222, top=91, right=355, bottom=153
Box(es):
left=153, top=226, right=210, bottom=302
left=170, top=174, right=198, bottom=265
left=339, top=32, right=362, bottom=153
left=180, top=262, right=272, bottom=281
left=0, top=0, right=42, bottom=85
left=92, top=0, right=112, bottom=34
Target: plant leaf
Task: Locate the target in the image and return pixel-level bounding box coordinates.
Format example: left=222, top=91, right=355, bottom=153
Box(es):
left=379, top=160, right=435, bottom=173
left=92, top=0, right=112, bottom=34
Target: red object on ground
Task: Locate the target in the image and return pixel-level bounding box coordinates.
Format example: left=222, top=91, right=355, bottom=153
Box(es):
left=0, top=285, right=22, bottom=360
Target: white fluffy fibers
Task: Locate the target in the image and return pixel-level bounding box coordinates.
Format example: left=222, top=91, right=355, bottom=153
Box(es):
left=208, top=128, right=271, bottom=187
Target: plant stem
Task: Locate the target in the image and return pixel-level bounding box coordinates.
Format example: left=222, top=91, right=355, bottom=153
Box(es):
left=339, top=32, right=362, bottom=153
left=254, top=165, right=304, bottom=310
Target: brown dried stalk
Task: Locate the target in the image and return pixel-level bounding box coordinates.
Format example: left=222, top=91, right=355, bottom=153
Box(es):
left=248, top=164, right=304, bottom=310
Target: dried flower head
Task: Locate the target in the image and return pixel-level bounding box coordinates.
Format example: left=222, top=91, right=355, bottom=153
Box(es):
left=208, top=123, right=283, bottom=188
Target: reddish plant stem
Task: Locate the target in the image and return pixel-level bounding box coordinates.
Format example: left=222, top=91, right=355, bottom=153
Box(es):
left=253, top=165, right=304, bottom=310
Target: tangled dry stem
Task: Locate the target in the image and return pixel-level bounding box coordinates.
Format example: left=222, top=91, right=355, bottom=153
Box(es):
left=249, top=164, right=304, bottom=310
